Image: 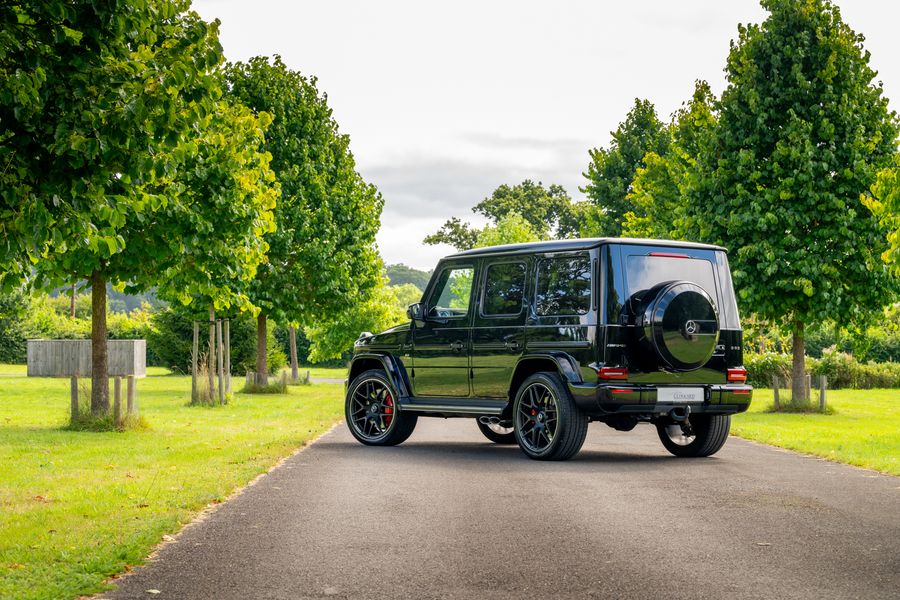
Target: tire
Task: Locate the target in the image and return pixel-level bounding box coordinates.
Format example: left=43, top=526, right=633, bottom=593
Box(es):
left=656, top=414, right=730, bottom=457
left=513, top=372, right=588, bottom=461
left=476, top=419, right=517, bottom=444
left=345, top=369, right=417, bottom=446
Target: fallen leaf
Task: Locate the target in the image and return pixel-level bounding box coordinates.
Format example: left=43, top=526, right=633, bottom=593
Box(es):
left=146, top=590, right=161, bottom=595
left=162, top=535, right=176, bottom=542
left=7, top=563, right=24, bottom=570
left=32, top=495, right=50, bottom=503
left=756, top=542, right=772, bottom=547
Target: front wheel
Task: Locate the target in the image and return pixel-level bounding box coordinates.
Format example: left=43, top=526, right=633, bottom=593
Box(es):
left=656, top=414, right=730, bottom=457
left=476, top=418, right=517, bottom=444
left=346, top=370, right=417, bottom=446
left=513, top=372, right=588, bottom=461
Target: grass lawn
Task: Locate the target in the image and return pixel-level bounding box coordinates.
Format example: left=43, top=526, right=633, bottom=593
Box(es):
left=731, top=388, right=899, bottom=476
left=0, top=372, right=344, bottom=600
left=278, top=365, right=347, bottom=380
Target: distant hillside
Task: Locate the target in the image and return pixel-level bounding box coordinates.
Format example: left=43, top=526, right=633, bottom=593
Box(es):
left=386, top=264, right=431, bottom=291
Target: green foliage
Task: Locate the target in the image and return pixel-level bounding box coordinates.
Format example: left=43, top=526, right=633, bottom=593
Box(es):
left=581, top=99, right=671, bottom=237
left=148, top=307, right=284, bottom=373
left=474, top=213, right=546, bottom=248
left=865, top=155, right=900, bottom=272
left=811, top=348, right=900, bottom=389
left=425, top=181, right=575, bottom=250
left=385, top=264, right=431, bottom=290
left=0, top=289, right=29, bottom=362
left=622, top=82, right=717, bottom=240
left=744, top=349, right=900, bottom=389
left=304, top=280, right=416, bottom=362
left=154, top=100, right=278, bottom=314
left=1, top=0, right=226, bottom=292
left=423, top=216, right=481, bottom=251
left=686, top=0, right=899, bottom=333
left=224, top=56, right=383, bottom=328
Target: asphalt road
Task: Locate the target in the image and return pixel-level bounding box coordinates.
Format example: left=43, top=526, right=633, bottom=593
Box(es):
left=105, top=418, right=900, bottom=600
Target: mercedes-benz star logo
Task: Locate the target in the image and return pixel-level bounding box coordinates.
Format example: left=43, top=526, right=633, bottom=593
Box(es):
left=685, top=320, right=698, bottom=335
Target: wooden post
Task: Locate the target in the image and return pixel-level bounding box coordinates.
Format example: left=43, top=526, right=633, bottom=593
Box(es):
left=191, top=320, right=199, bottom=403
left=216, top=318, right=225, bottom=405
left=70, top=375, right=78, bottom=424
left=281, top=370, right=288, bottom=390
left=113, top=376, right=122, bottom=425
left=246, top=372, right=254, bottom=387
left=819, top=375, right=827, bottom=411
left=127, top=375, right=137, bottom=416
left=289, top=325, right=299, bottom=382
left=70, top=281, right=77, bottom=318
left=224, top=319, right=232, bottom=394
left=773, top=375, right=780, bottom=410
left=207, top=305, right=216, bottom=401
left=806, top=374, right=812, bottom=402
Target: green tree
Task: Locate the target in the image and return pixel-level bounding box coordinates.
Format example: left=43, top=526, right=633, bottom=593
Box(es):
left=865, top=156, right=900, bottom=273
left=582, top=99, right=671, bottom=237
left=224, top=56, right=383, bottom=383
left=474, top=213, right=545, bottom=248
left=425, top=180, right=572, bottom=250
left=304, top=280, right=417, bottom=362
left=385, top=264, right=431, bottom=290
left=1, top=1, right=225, bottom=413
left=622, top=82, right=718, bottom=240
left=688, top=0, right=899, bottom=404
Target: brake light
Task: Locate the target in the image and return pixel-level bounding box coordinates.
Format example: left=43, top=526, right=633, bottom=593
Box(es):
left=727, top=367, right=748, bottom=383
left=649, top=252, right=690, bottom=259
left=610, top=388, right=637, bottom=394
left=732, top=389, right=751, bottom=395
left=599, top=367, right=628, bottom=380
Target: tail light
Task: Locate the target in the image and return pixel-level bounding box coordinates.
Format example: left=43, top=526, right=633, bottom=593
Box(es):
left=727, top=367, right=748, bottom=383
left=599, top=367, right=628, bottom=380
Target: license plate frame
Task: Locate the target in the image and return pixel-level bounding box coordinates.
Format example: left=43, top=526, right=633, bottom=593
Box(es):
left=657, top=387, right=704, bottom=403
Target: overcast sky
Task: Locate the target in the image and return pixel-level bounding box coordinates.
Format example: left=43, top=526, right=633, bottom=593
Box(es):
left=194, top=0, right=900, bottom=271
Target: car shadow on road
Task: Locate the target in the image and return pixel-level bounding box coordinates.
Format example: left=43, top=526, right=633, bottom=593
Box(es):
left=324, top=440, right=687, bottom=469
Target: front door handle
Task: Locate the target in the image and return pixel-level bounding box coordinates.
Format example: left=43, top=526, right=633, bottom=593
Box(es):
left=449, top=341, right=465, bottom=352
left=505, top=340, right=520, bottom=351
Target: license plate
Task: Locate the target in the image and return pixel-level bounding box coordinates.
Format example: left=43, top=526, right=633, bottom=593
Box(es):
left=657, top=387, right=704, bottom=403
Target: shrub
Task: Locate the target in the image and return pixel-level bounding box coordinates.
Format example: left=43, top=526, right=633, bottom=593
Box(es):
left=811, top=348, right=900, bottom=389
left=148, top=308, right=286, bottom=374
left=744, top=352, right=792, bottom=387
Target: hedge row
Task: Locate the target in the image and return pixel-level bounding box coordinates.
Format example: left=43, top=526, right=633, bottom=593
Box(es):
left=744, top=350, right=900, bottom=389
left=0, top=294, right=288, bottom=373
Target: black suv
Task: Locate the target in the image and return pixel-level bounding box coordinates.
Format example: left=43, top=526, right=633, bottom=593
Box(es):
left=345, top=238, right=751, bottom=460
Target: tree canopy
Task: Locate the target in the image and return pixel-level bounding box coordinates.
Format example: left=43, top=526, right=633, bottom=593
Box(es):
left=425, top=180, right=573, bottom=251
left=686, top=0, right=899, bottom=401
left=581, top=99, right=671, bottom=237
left=224, top=56, right=383, bottom=381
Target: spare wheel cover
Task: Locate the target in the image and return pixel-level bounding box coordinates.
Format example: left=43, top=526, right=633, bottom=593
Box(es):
left=643, top=281, right=719, bottom=371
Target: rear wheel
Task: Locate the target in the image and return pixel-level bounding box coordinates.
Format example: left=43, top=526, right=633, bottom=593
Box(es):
left=476, top=419, right=516, bottom=444
left=656, top=414, right=730, bottom=457
left=513, top=372, right=588, bottom=461
left=346, top=369, right=417, bottom=446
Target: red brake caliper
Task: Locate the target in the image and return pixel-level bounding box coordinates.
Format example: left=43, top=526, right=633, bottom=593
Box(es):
left=384, top=393, right=394, bottom=426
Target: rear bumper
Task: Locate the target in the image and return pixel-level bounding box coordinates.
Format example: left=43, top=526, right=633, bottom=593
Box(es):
left=567, top=382, right=752, bottom=417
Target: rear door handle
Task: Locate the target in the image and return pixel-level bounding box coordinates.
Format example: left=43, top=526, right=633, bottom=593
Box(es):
left=449, top=341, right=465, bottom=352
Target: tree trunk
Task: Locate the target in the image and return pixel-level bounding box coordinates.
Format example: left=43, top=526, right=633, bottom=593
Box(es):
left=70, top=281, right=76, bottom=318
left=207, top=305, right=216, bottom=400
left=191, top=320, right=199, bottom=402
left=289, top=325, right=299, bottom=381
left=256, top=313, right=268, bottom=385
left=224, top=319, right=231, bottom=394
left=791, top=321, right=808, bottom=405
left=90, top=271, right=109, bottom=415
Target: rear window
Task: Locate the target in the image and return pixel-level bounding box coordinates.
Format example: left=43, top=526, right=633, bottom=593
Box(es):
left=625, top=255, right=718, bottom=303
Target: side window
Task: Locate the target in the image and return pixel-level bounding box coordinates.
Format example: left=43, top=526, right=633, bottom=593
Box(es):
left=428, top=266, right=474, bottom=318
left=482, top=262, right=526, bottom=316
left=536, top=255, right=591, bottom=316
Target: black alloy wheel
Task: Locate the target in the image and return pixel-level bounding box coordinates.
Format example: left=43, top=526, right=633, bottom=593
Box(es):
left=513, top=372, right=588, bottom=461
left=345, top=370, right=417, bottom=446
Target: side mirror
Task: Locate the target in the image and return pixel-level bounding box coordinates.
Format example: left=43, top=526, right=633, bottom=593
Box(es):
left=406, top=302, right=424, bottom=321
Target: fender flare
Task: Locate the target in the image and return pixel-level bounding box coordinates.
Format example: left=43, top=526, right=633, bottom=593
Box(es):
left=347, top=353, right=412, bottom=398
left=507, top=351, right=584, bottom=395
